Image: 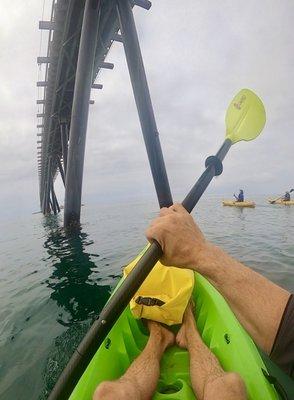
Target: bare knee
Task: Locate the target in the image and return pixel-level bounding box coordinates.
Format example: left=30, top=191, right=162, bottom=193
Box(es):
left=93, top=380, right=139, bottom=400
left=205, top=372, right=247, bottom=400
left=222, top=372, right=246, bottom=395
left=93, top=381, right=120, bottom=400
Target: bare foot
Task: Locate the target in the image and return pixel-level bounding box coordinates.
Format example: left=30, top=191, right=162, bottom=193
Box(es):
left=147, top=320, right=175, bottom=349
left=176, top=302, right=199, bottom=349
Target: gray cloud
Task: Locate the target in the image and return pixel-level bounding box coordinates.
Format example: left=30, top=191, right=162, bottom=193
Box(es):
left=0, top=0, right=293, bottom=219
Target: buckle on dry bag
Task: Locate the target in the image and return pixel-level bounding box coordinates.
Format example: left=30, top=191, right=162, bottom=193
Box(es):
left=135, top=296, right=165, bottom=307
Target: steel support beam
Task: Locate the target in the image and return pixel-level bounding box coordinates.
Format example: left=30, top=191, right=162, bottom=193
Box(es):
left=37, top=99, right=45, bottom=104
left=60, top=122, right=68, bottom=175
left=53, top=190, right=61, bottom=213
left=133, top=0, right=152, bottom=10
left=113, top=33, right=123, bottom=42
left=39, top=21, right=56, bottom=30
left=37, top=113, right=45, bottom=118
left=64, top=0, right=101, bottom=228
left=57, top=156, right=65, bottom=186
left=44, top=173, right=51, bottom=214
left=98, top=61, right=114, bottom=69
left=56, top=73, right=76, bottom=93
left=43, top=156, right=52, bottom=214
left=50, top=167, right=59, bottom=215
left=117, top=0, right=172, bottom=208
left=42, top=160, right=48, bottom=213
left=37, top=81, right=48, bottom=87
left=91, top=83, right=103, bottom=89
left=37, top=56, right=52, bottom=64
left=49, top=198, right=54, bottom=211
left=50, top=185, right=57, bottom=215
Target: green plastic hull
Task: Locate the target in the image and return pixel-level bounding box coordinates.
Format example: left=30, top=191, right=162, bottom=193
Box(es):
left=69, top=268, right=280, bottom=400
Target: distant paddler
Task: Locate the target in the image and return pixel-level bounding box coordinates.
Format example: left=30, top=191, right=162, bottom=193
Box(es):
left=269, top=188, right=294, bottom=204
left=223, top=189, right=255, bottom=207
left=234, top=189, right=244, bottom=202
left=283, top=191, right=291, bottom=202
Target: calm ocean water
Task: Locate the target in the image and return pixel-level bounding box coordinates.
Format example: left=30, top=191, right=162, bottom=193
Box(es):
left=0, top=196, right=293, bottom=399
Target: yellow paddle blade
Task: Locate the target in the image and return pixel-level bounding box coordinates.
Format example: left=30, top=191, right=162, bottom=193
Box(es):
left=225, top=89, right=266, bottom=144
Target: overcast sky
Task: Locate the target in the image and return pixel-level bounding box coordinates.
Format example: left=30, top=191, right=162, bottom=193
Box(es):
left=0, top=0, right=293, bottom=220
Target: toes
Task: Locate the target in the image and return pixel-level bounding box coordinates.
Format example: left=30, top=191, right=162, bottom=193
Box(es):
left=175, top=328, right=186, bottom=349
left=176, top=337, right=185, bottom=349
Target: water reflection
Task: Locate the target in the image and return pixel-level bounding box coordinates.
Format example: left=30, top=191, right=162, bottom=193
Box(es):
left=40, top=216, right=115, bottom=398
left=42, top=216, right=111, bottom=325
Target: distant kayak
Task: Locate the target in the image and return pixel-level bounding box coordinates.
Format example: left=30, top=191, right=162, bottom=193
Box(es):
left=268, top=199, right=294, bottom=205
left=222, top=200, right=255, bottom=208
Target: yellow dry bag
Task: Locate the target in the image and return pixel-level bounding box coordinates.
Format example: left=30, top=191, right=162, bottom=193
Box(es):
left=124, top=250, right=194, bottom=326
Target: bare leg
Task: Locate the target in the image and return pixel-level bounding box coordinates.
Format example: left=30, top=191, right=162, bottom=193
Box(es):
left=176, top=303, right=247, bottom=400
left=94, top=321, right=174, bottom=400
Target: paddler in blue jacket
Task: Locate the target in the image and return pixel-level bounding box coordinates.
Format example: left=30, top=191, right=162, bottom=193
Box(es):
left=234, top=189, right=244, bottom=202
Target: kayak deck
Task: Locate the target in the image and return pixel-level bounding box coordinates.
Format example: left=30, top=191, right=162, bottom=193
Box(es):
left=223, top=200, right=255, bottom=208
left=69, top=264, right=278, bottom=400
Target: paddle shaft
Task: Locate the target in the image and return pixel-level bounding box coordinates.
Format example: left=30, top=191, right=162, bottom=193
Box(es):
left=270, top=196, right=282, bottom=204
left=48, top=139, right=232, bottom=400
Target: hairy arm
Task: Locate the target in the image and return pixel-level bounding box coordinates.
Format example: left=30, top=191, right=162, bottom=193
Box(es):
left=196, top=243, right=290, bottom=353
left=146, top=204, right=290, bottom=353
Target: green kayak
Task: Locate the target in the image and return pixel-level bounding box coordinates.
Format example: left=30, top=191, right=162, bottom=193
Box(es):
left=69, top=254, right=281, bottom=400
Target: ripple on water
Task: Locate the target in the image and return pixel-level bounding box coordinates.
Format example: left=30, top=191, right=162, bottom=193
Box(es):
left=0, top=197, right=293, bottom=399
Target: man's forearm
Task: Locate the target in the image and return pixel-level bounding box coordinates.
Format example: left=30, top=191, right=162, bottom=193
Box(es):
left=146, top=204, right=291, bottom=353
left=194, top=244, right=290, bottom=353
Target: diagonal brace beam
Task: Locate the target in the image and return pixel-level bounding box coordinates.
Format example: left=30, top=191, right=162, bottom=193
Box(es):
left=117, top=0, right=172, bottom=208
